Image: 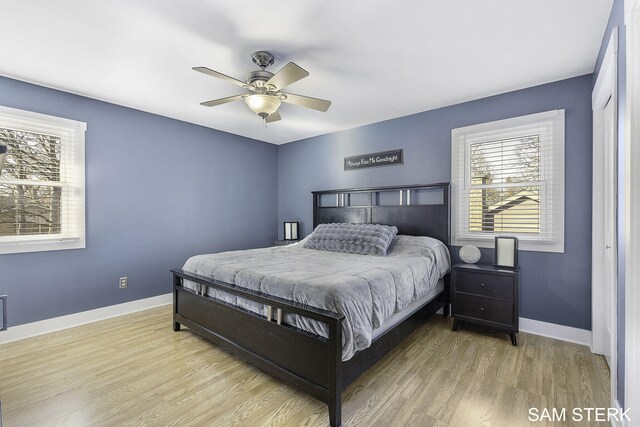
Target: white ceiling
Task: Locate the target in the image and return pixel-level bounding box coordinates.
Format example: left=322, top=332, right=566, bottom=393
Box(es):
left=0, top=0, right=612, bottom=145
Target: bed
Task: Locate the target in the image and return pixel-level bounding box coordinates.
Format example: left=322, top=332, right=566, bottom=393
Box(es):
left=172, top=183, right=450, bottom=427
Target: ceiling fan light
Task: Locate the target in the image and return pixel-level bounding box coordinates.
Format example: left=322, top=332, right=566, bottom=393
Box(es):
left=245, top=94, right=281, bottom=117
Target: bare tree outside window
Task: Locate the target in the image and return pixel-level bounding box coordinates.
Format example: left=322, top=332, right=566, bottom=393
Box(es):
left=469, top=135, right=541, bottom=234
left=0, top=128, right=62, bottom=237
left=0, top=144, right=6, bottom=173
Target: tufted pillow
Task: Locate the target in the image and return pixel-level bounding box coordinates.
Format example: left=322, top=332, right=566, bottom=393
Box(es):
left=303, top=223, right=398, bottom=256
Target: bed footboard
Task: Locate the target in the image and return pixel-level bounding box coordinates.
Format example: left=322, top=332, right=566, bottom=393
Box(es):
left=171, top=269, right=345, bottom=427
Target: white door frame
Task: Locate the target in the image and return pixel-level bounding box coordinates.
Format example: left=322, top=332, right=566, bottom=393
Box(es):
left=625, top=0, right=640, bottom=418
left=591, top=27, right=618, bottom=405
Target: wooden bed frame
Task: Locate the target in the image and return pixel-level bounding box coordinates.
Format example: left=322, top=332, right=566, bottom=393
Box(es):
left=172, top=183, right=450, bottom=427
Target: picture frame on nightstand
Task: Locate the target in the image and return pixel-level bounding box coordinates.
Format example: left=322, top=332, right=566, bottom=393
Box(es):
left=495, top=236, right=518, bottom=269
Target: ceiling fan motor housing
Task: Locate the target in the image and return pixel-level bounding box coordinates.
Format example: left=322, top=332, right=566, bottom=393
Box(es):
left=247, top=70, right=275, bottom=87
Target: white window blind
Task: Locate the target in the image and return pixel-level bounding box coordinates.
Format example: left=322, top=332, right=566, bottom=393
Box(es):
left=451, top=110, right=565, bottom=253
left=0, top=105, right=86, bottom=254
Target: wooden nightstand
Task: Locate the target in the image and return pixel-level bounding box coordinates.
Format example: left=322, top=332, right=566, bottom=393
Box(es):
left=274, top=240, right=299, bottom=246
left=451, top=263, right=520, bottom=345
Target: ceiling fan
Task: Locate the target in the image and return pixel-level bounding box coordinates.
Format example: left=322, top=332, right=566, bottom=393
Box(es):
left=194, top=51, right=331, bottom=123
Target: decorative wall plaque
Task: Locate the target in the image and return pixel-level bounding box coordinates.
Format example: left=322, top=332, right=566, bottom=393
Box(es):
left=344, top=149, right=403, bottom=171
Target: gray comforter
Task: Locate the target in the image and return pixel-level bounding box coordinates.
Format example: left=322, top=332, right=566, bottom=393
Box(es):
left=182, top=235, right=450, bottom=360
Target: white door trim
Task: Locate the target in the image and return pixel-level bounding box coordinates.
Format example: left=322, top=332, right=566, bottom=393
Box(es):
left=625, top=0, right=640, bottom=418
left=591, top=27, right=618, bottom=406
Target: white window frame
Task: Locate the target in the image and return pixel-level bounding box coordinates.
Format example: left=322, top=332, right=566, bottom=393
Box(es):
left=451, top=110, right=565, bottom=253
left=0, top=105, right=86, bottom=254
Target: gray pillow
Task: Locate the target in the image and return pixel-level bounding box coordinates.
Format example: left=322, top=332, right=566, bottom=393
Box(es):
left=303, top=223, right=398, bottom=256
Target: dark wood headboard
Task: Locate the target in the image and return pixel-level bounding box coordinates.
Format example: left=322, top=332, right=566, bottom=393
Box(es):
left=312, top=183, right=450, bottom=245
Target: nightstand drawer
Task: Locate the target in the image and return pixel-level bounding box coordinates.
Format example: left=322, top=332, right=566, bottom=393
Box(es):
left=455, top=270, right=514, bottom=300
left=454, top=293, right=513, bottom=325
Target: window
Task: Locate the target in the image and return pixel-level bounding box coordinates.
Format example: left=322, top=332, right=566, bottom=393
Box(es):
left=0, top=106, right=86, bottom=254
left=451, top=110, right=564, bottom=253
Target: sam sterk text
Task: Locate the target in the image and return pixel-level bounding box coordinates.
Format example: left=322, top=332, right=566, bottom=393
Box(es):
left=528, top=407, right=630, bottom=422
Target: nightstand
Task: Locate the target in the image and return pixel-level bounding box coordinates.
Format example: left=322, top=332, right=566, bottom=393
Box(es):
left=451, top=263, right=520, bottom=345
left=274, top=240, right=299, bottom=246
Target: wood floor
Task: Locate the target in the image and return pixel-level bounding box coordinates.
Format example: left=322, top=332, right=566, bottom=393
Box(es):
left=0, top=306, right=609, bottom=426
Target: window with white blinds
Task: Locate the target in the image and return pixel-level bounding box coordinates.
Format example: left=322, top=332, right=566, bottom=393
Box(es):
left=451, top=110, right=564, bottom=253
left=0, top=105, right=86, bottom=254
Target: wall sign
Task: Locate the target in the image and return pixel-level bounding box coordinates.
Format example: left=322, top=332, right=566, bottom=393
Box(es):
left=344, top=149, right=403, bottom=171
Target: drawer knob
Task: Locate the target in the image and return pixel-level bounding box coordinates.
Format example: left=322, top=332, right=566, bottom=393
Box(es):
left=480, top=283, right=485, bottom=287
left=480, top=307, right=485, bottom=311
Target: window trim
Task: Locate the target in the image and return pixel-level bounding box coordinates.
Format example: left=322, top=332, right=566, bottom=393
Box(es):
left=0, top=105, right=86, bottom=255
left=451, top=110, right=565, bottom=253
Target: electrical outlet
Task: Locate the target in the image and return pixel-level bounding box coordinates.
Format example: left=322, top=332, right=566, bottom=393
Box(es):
left=119, top=277, right=128, bottom=289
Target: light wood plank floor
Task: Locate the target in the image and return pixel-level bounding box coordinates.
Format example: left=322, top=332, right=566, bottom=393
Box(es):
left=0, top=306, right=609, bottom=426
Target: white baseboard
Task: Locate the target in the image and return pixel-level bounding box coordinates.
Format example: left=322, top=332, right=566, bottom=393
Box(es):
left=519, top=317, right=592, bottom=347
left=0, top=293, right=172, bottom=345
left=0, top=299, right=593, bottom=350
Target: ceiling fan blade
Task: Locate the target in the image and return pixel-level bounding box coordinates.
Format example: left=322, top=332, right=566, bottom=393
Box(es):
left=266, top=110, right=281, bottom=123
left=266, top=62, right=309, bottom=90
left=193, top=66, right=247, bottom=88
left=200, top=94, right=244, bottom=107
left=281, top=93, right=331, bottom=112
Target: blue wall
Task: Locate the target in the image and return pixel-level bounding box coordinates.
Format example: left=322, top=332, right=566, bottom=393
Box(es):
left=0, top=76, right=278, bottom=327
left=278, top=75, right=594, bottom=330
left=0, top=65, right=598, bottom=343
left=594, top=0, right=626, bottom=408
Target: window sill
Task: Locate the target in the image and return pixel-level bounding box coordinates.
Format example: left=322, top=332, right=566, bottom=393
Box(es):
left=0, top=238, right=85, bottom=255
left=453, top=236, right=564, bottom=253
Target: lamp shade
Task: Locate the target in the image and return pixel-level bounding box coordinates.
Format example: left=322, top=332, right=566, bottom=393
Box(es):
left=283, top=221, right=299, bottom=240
left=245, top=94, right=281, bottom=118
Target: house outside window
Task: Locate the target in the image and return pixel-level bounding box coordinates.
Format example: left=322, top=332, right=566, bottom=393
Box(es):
left=451, top=110, right=565, bottom=253
left=0, top=106, right=86, bottom=255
